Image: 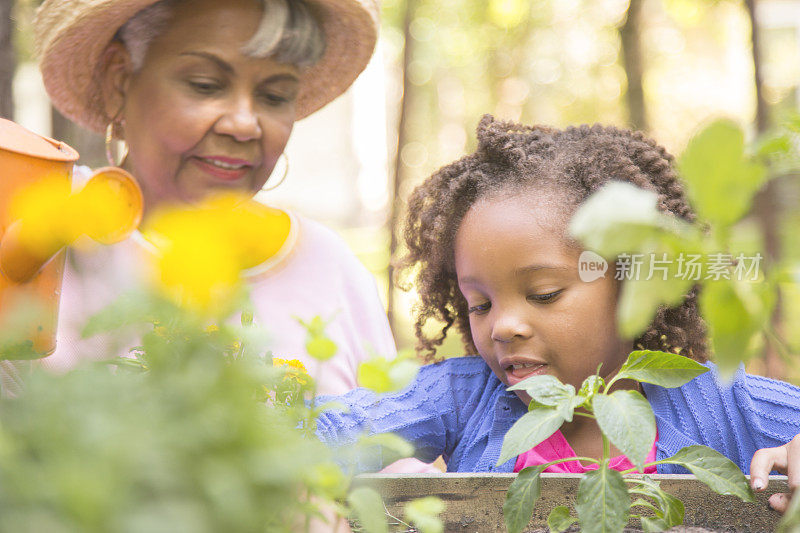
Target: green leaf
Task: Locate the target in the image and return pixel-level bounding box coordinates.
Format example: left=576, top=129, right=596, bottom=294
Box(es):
left=305, top=336, right=337, bottom=361
left=240, top=309, right=254, bottom=326
left=497, top=407, right=566, bottom=466
left=405, top=496, right=445, bottom=533
left=547, top=505, right=576, bottom=533
left=347, top=487, right=388, bottom=533
left=616, top=262, right=694, bottom=338
left=102, top=356, right=148, bottom=372
left=678, top=119, right=767, bottom=228
left=297, top=315, right=339, bottom=360
left=568, top=181, right=703, bottom=339
left=656, top=445, right=754, bottom=502
left=503, top=466, right=544, bottom=533
left=569, top=182, right=693, bottom=258
left=575, top=468, right=630, bottom=533
left=577, top=374, right=604, bottom=406
left=754, top=131, right=793, bottom=160
left=615, top=350, right=709, bottom=388
left=506, top=374, right=572, bottom=402
left=297, top=315, right=328, bottom=337
left=700, top=279, right=765, bottom=374
left=357, top=358, right=392, bottom=392
left=640, top=516, right=670, bottom=532
left=652, top=491, right=684, bottom=528
left=593, top=390, right=655, bottom=469
left=508, top=375, right=577, bottom=422
left=388, top=359, right=420, bottom=390
left=357, top=355, right=420, bottom=393
left=630, top=477, right=684, bottom=529
left=305, top=462, right=349, bottom=500
left=630, top=498, right=659, bottom=514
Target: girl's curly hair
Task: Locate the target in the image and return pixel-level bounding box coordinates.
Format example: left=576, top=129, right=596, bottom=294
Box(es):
left=398, top=115, right=707, bottom=363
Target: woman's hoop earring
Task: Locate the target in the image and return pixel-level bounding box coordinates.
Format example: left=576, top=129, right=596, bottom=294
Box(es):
left=105, top=121, right=129, bottom=167
left=261, top=153, right=289, bottom=192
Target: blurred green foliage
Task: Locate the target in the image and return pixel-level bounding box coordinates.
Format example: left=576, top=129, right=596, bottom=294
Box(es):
left=571, top=117, right=800, bottom=374
left=0, top=293, right=333, bottom=532
left=0, top=286, right=439, bottom=532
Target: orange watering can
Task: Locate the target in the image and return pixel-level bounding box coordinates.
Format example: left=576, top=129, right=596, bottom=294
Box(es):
left=0, top=118, right=143, bottom=359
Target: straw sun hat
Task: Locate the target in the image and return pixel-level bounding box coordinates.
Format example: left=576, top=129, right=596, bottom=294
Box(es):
left=34, top=0, right=379, bottom=133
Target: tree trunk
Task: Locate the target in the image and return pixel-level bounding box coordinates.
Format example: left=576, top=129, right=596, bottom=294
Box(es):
left=745, top=0, right=783, bottom=378
left=620, top=0, right=647, bottom=130
left=386, top=0, right=417, bottom=335
left=0, top=0, right=15, bottom=120
left=744, top=0, right=769, bottom=133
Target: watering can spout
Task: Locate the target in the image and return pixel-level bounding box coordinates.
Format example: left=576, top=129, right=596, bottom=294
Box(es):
left=0, top=118, right=143, bottom=359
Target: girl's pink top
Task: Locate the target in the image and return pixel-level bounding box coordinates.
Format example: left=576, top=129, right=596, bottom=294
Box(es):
left=514, top=429, right=658, bottom=474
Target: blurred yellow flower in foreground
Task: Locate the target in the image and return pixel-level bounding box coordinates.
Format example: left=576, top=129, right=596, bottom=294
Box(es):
left=143, top=193, right=291, bottom=313
left=6, top=170, right=142, bottom=261
left=272, top=357, right=310, bottom=385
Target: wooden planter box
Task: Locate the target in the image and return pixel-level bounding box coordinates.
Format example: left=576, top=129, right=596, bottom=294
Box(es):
left=355, top=473, right=787, bottom=532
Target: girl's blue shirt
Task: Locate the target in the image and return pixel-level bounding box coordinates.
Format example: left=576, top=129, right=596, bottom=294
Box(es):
left=315, top=356, right=800, bottom=473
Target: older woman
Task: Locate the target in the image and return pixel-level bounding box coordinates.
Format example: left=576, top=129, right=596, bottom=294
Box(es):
left=24, top=0, right=396, bottom=396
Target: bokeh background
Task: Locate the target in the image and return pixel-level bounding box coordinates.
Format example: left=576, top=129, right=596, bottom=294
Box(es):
left=3, top=0, right=800, bottom=374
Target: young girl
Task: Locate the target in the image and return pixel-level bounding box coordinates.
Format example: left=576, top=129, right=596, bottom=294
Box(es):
left=316, top=116, right=800, bottom=509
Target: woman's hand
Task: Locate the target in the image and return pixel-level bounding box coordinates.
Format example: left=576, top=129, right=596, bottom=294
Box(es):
left=750, top=433, right=800, bottom=512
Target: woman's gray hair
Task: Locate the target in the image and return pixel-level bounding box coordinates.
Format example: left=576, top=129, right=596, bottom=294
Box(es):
left=118, top=0, right=326, bottom=70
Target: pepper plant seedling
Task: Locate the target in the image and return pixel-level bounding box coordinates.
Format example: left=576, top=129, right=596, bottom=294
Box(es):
left=501, top=350, right=755, bottom=533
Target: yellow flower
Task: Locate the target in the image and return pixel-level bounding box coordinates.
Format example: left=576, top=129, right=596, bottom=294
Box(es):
left=143, top=193, right=291, bottom=313
left=155, top=226, right=240, bottom=312
left=230, top=200, right=291, bottom=271
left=276, top=358, right=307, bottom=372
left=272, top=358, right=310, bottom=385
left=227, top=340, right=243, bottom=356
left=193, top=193, right=291, bottom=270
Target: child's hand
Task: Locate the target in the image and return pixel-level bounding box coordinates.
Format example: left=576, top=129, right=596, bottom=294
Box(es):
left=750, top=433, right=800, bottom=512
